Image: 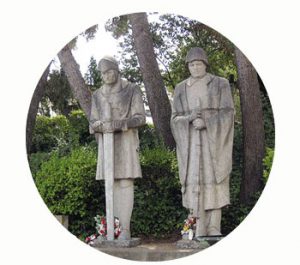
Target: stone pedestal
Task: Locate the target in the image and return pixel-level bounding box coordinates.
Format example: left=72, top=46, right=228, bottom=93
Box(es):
left=175, top=239, right=210, bottom=249
left=176, top=236, right=223, bottom=249
left=194, top=236, right=223, bottom=245
left=93, top=237, right=141, bottom=248
left=54, top=215, right=68, bottom=229
left=93, top=242, right=201, bottom=261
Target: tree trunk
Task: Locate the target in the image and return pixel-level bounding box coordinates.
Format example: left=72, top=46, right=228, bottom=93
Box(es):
left=26, top=63, right=51, bottom=154
left=234, top=47, right=265, bottom=204
left=129, top=12, right=175, bottom=150
left=58, top=44, right=92, bottom=118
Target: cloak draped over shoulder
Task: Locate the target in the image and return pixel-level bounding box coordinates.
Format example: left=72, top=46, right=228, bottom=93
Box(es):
left=171, top=73, right=234, bottom=214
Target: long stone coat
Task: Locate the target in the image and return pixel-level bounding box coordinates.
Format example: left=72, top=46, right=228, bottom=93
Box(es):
left=171, top=73, right=234, bottom=217
left=90, top=79, right=146, bottom=180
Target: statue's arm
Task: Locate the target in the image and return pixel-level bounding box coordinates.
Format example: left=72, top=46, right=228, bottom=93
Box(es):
left=112, top=86, right=146, bottom=131
left=127, top=86, right=146, bottom=129
left=171, top=85, right=201, bottom=125
left=89, top=92, right=103, bottom=133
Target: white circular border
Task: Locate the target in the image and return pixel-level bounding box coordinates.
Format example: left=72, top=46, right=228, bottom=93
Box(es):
left=1, top=0, right=300, bottom=264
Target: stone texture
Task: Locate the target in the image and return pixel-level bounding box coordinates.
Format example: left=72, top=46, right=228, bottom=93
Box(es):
left=171, top=47, right=234, bottom=236
left=89, top=56, right=146, bottom=240
left=175, top=239, right=210, bottom=249
left=93, top=237, right=141, bottom=248
left=94, top=242, right=201, bottom=261
left=194, top=236, right=224, bottom=245
left=54, top=215, right=68, bottom=229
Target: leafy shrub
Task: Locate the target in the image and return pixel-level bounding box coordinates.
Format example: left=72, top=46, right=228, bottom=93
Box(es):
left=31, top=115, right=75, bottom=154
left=68, top=110, right=95, bottom=146
left=28, top=152, right=51, bottom=177
left=34, top=146, right=105, bottom=236
left=221, top=121, right=253, bottom=235
left=32, top=119, right=266, bottom=239
left=138, top=124, right=163, bottom=151
left=132, top=147, right=187, bottom=238
left=31, top=111, right=96, bottom=155
left=263, top=147, right=274, bottom=184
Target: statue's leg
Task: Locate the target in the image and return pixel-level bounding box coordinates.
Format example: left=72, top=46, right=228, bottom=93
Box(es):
left=113, top=179, right=134, bottom=240
left=206, top=209, right=222, bottom=236
left=195, top=196, right=207, bottom=237
left=195, top=216, right=207, bottom=237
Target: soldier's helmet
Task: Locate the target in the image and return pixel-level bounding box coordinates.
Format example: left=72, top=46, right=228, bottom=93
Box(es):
left=98, top=56, right=119, bottom=73
left=185, top=47, right=209, bottom=66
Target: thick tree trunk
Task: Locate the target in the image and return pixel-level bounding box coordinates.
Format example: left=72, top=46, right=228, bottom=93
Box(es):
left=234, top=47, right=265, bottom=204
left=129, top=12, right=175, bottom=150
left=26, top=63, right=51, bottom=154
left=58, top=45, right=92, bottom=118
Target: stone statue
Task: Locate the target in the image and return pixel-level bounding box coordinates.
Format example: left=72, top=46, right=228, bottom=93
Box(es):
left=89, top=56, right=146, bottom=240
left=171, top=47, right=234, bottom=237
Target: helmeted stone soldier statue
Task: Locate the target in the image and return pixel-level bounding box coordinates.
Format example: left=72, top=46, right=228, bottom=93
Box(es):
left=171, top=47, right=234, bottom=237
left=89, top=56, right=146, bottom=240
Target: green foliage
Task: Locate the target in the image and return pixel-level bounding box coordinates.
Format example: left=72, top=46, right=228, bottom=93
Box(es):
left=31, top=115, right=74, bottom=153
left=34, top=146, right=105, bottom=236
left=28, top=152, right=51, bottom=177
left=68, top=110, right=95, bottom=146
left=221, top=121, right=248, bottom=234
left=138, top=124, right=163, bottom=151
left=131, top=147, right=187, bottom=238
left=263, top=147, right=274, bottom=184
left=40, top=68, right=79, bottom=116
left=84, top=56, right=102, bottom=91
left=105, top=13, right=237, bottom=90
left=260, top=86, right=275, bottom=149
left=31, top=120, right=265, bottom=238
left=31, top=111, right=95, bottom=154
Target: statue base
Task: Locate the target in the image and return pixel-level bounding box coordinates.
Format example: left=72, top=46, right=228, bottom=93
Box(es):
left=93, top=237, right=141, bottom=248
left=176, top=236, right=223, bottom=249
left=194, top=235, right=223, bottom=245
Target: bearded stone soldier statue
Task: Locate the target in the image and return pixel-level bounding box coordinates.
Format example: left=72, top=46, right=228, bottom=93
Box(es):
left=171, top=47, right=234, bottom=237
left=89, top=56, right=146, bottom=240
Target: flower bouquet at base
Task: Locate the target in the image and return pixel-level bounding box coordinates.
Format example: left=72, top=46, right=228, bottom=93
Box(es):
left=85, top=215, right=121, bottom=245
left=181, top=217, right=196, bottom=240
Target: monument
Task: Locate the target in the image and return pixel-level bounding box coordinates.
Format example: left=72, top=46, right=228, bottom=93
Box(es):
left=171, top=47, right=234, bottom=243
left=89, top=56, right=146, bottom=246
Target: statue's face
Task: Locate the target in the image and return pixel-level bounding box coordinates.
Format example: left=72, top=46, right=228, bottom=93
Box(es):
left=188, top=60, right=207, bottom=78
left=101, top=69, right=118, bottom=85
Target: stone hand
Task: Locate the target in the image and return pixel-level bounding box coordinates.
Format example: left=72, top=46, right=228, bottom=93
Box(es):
left=112, top=119, right=126, bottom=132
left=188, top=108, right=202, bottom=122
left=102, top=121, right=114, bottom=133
left=91, top=120, right=103, bottom=132
left=192, top=118, right=206, bottom=130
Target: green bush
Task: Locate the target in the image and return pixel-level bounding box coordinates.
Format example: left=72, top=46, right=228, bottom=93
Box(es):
left=138, top=124, right=163, bottom=151
left=31, top=111, right=96, bottom=155
left=34, top=146, right=105, bottom=236
left=68, top=110, right=95, bottom=146
left=31, top=115, right=75, bottom=154
left=263, top=147, right=274, bottom=184
left=32, top=119, right=266, bottom=239
left=132, top=148, right=187, bottom=238
left=28, top=152, right=51, bottom=177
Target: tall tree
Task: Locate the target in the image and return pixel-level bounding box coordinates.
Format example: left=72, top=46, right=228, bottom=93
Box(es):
left=128, top=12, right=175, bottom=149
left=57, top=25, right=98, bottom=118
left=84, top=56, right=102, bottom=91
left=234, top=47, right=265, bottom=204
left=40, top=68, right=80, bottom=116
left=57, top=44, right=91, bottom=118
left=26, top=63, right=51, bottom=154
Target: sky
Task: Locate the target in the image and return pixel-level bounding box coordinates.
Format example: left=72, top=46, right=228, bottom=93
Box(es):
left=51, top=22, right=120, bottom=75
